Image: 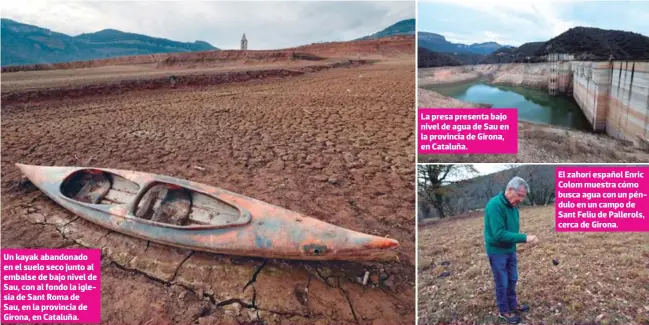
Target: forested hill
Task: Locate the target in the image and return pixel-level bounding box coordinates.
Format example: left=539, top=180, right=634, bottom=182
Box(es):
left=1, top=18, right=218, bottom=66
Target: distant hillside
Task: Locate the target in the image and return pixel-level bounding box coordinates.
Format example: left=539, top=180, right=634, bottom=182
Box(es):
left=418, top=31, right=509, bottom=55
left=418, top=47, right=485, bottom=67
left=480, top=27, right=649, bottom=63
left=418, top=47, right=461, bottom=67
left=478, top=42, right=546, bottom=64
left=534, top=26, right=649, bottom=60
left=417, top=33, right=543, bottom=66
left=357, top=19, right=415, bottom=40
left=418, top=165, right=556, bottom=220
left=516, top=42, right=546, bottom=57
left=1, top=18, right=218, bottom=66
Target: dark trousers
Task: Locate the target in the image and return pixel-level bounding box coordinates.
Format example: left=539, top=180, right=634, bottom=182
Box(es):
left=487, top=252, right=518, bottom=314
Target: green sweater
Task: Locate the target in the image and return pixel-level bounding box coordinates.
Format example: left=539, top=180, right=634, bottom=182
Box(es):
left=484, top=192, right=528, bottom=254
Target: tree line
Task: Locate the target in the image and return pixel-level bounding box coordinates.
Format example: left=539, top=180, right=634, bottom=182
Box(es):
left=417, top=165, right=556, bottom=220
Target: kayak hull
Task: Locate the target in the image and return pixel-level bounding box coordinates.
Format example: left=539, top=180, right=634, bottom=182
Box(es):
left=16, top=163, right=399, bottom=262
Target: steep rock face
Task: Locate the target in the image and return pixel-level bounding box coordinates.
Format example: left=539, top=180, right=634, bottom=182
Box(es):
left=1, top=18, right=218, bottom=66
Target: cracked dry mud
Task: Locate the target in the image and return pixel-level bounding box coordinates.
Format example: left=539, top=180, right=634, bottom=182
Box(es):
left=1, top=59, right=416, bottom=324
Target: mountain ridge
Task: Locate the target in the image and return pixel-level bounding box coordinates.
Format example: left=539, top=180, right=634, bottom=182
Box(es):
left=2, top=18, right=416, bottom=67
left=418, top=26, right=649, bottom=68
left=1, top=18, right=219, bottom=66
left=356, top=18, right=415, bottom=40
left=534, top=26, right=649, bottom=60
left=418, top=31, right=510, bottom=55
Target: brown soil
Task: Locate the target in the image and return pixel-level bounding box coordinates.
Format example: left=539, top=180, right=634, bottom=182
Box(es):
left=2, top=35, right=414, bottom=73
left=294, top=36, right=415, bottom=60
left=417, top=88, right=484, bottom=108
left=418, top=205, right=649, bottom=325
left=1, top=60, right=371, bottom=104
left=1, top=50, right=324, bottom=73
left=417, top=89, right=649, bottom=163
left=1, top=45, right=416, bottom=324
left=418, top=63, right=550, bottom=89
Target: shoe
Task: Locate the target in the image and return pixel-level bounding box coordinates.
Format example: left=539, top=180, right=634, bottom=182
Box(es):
left=498, top=313, right=521, bottom=324
left=513, top=304, right=530, bottom=313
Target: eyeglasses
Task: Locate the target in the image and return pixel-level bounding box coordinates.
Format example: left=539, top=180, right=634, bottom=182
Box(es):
left=514, top=190, right=527, bottom=199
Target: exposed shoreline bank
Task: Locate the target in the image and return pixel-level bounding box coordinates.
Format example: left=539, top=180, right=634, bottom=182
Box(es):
left=417, top=87, right=649, bottom=163
left=418, top=62, right=550, bottom=90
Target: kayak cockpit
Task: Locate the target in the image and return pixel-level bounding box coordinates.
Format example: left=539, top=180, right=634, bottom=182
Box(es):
left=134, top=183, right=241, bottom=226
left=61, top=168, right=139, bottom=205
left=60, top=169, right=247, bottom=227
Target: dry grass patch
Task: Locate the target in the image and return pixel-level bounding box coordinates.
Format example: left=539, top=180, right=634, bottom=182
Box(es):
left=418, top=205, right=649, bottom=325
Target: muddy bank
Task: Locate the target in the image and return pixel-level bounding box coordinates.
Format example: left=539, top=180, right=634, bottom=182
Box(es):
left=155, top=51, right=325, bottom=69
left=294, top=35, right=415, bottom=60
left=417, top=88, right=491, bottom=108
left=419, top=63, right=550, bottom=90
left=2, top=35, right=414, bottom=73
left=1, top=50, right=325, bottom=73
left=417, top=88, right=649, bottom=163
left=2, top=60, right=370, bottom=105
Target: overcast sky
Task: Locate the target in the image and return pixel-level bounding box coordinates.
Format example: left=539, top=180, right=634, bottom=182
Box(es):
left=2, top=1, right=414, bottom=50
left=419, top=0, right=649, bottom=46
left=418, top=164, right=518, bottom=185
left=444, top=164, right=518, bottom=183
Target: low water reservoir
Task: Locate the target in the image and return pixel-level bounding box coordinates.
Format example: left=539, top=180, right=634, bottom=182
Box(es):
left=423, top=81, right=591, bottom=130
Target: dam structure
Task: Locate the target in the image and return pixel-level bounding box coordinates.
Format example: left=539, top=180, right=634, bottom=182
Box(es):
left=548, top=54, right=649, bottom=146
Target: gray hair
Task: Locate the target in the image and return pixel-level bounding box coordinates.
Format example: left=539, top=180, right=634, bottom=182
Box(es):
left=506, top=176, right=529, bottom=192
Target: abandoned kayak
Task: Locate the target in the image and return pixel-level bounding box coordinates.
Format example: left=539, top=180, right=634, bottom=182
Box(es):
left=16, top=163, right=399, bottom=262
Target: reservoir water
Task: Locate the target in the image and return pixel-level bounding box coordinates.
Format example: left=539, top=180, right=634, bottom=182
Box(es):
left=423, top=82, right=591, bottom=130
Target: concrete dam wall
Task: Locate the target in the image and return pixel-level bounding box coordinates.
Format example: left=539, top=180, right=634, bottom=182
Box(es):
left=418, top=61, right=649, bottom=144
left=571, top=61, right=649, bottom=144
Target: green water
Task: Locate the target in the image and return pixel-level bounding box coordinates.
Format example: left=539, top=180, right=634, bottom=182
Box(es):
left=423, top=81, right=591, bottom=130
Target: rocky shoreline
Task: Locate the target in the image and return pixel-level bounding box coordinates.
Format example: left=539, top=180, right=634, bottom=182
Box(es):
left=417, top=88, right=649, bottom=163
left=418, top=62, right=550, bottom=90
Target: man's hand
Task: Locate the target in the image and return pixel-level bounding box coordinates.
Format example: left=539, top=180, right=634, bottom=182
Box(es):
left=526, top=234, right=538, bottom=244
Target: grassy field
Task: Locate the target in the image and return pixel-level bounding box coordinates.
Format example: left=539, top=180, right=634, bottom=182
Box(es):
left=418, top=205, right=649, bottom=325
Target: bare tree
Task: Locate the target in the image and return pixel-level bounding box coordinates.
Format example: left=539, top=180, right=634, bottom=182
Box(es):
left=482, top=175, right=496, bottom=202
left=494, top=164, right=520, bottom=191
left=523, top=165, right=556, bottom=206
left=417, top=165, right=478, bottom=219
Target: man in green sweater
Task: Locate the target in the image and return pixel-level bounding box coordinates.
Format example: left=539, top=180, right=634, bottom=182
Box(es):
left=484, top=176, right=538, bottom=324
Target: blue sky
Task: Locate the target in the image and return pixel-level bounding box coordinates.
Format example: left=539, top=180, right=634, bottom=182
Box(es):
left=418, top=0, right=649, bottom=46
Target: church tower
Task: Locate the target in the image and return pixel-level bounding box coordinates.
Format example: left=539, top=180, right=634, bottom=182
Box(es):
left=241, top=33, right=248, bottom=51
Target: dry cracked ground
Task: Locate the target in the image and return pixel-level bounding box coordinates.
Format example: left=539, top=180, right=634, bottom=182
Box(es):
left=418, top=206, right=649, bottom=325
left=1, top=60, right=416, bottom=324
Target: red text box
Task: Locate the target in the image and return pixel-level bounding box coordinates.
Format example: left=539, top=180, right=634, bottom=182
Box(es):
left=555, top=166, right=649, bottom=232
left=418, top=108, right=518, bottom=154
left=1, top=249, right=101, bottom=323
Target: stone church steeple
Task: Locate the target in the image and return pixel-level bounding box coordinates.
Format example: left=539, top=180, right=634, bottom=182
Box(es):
left=241, top=33, right=248, bottom=50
